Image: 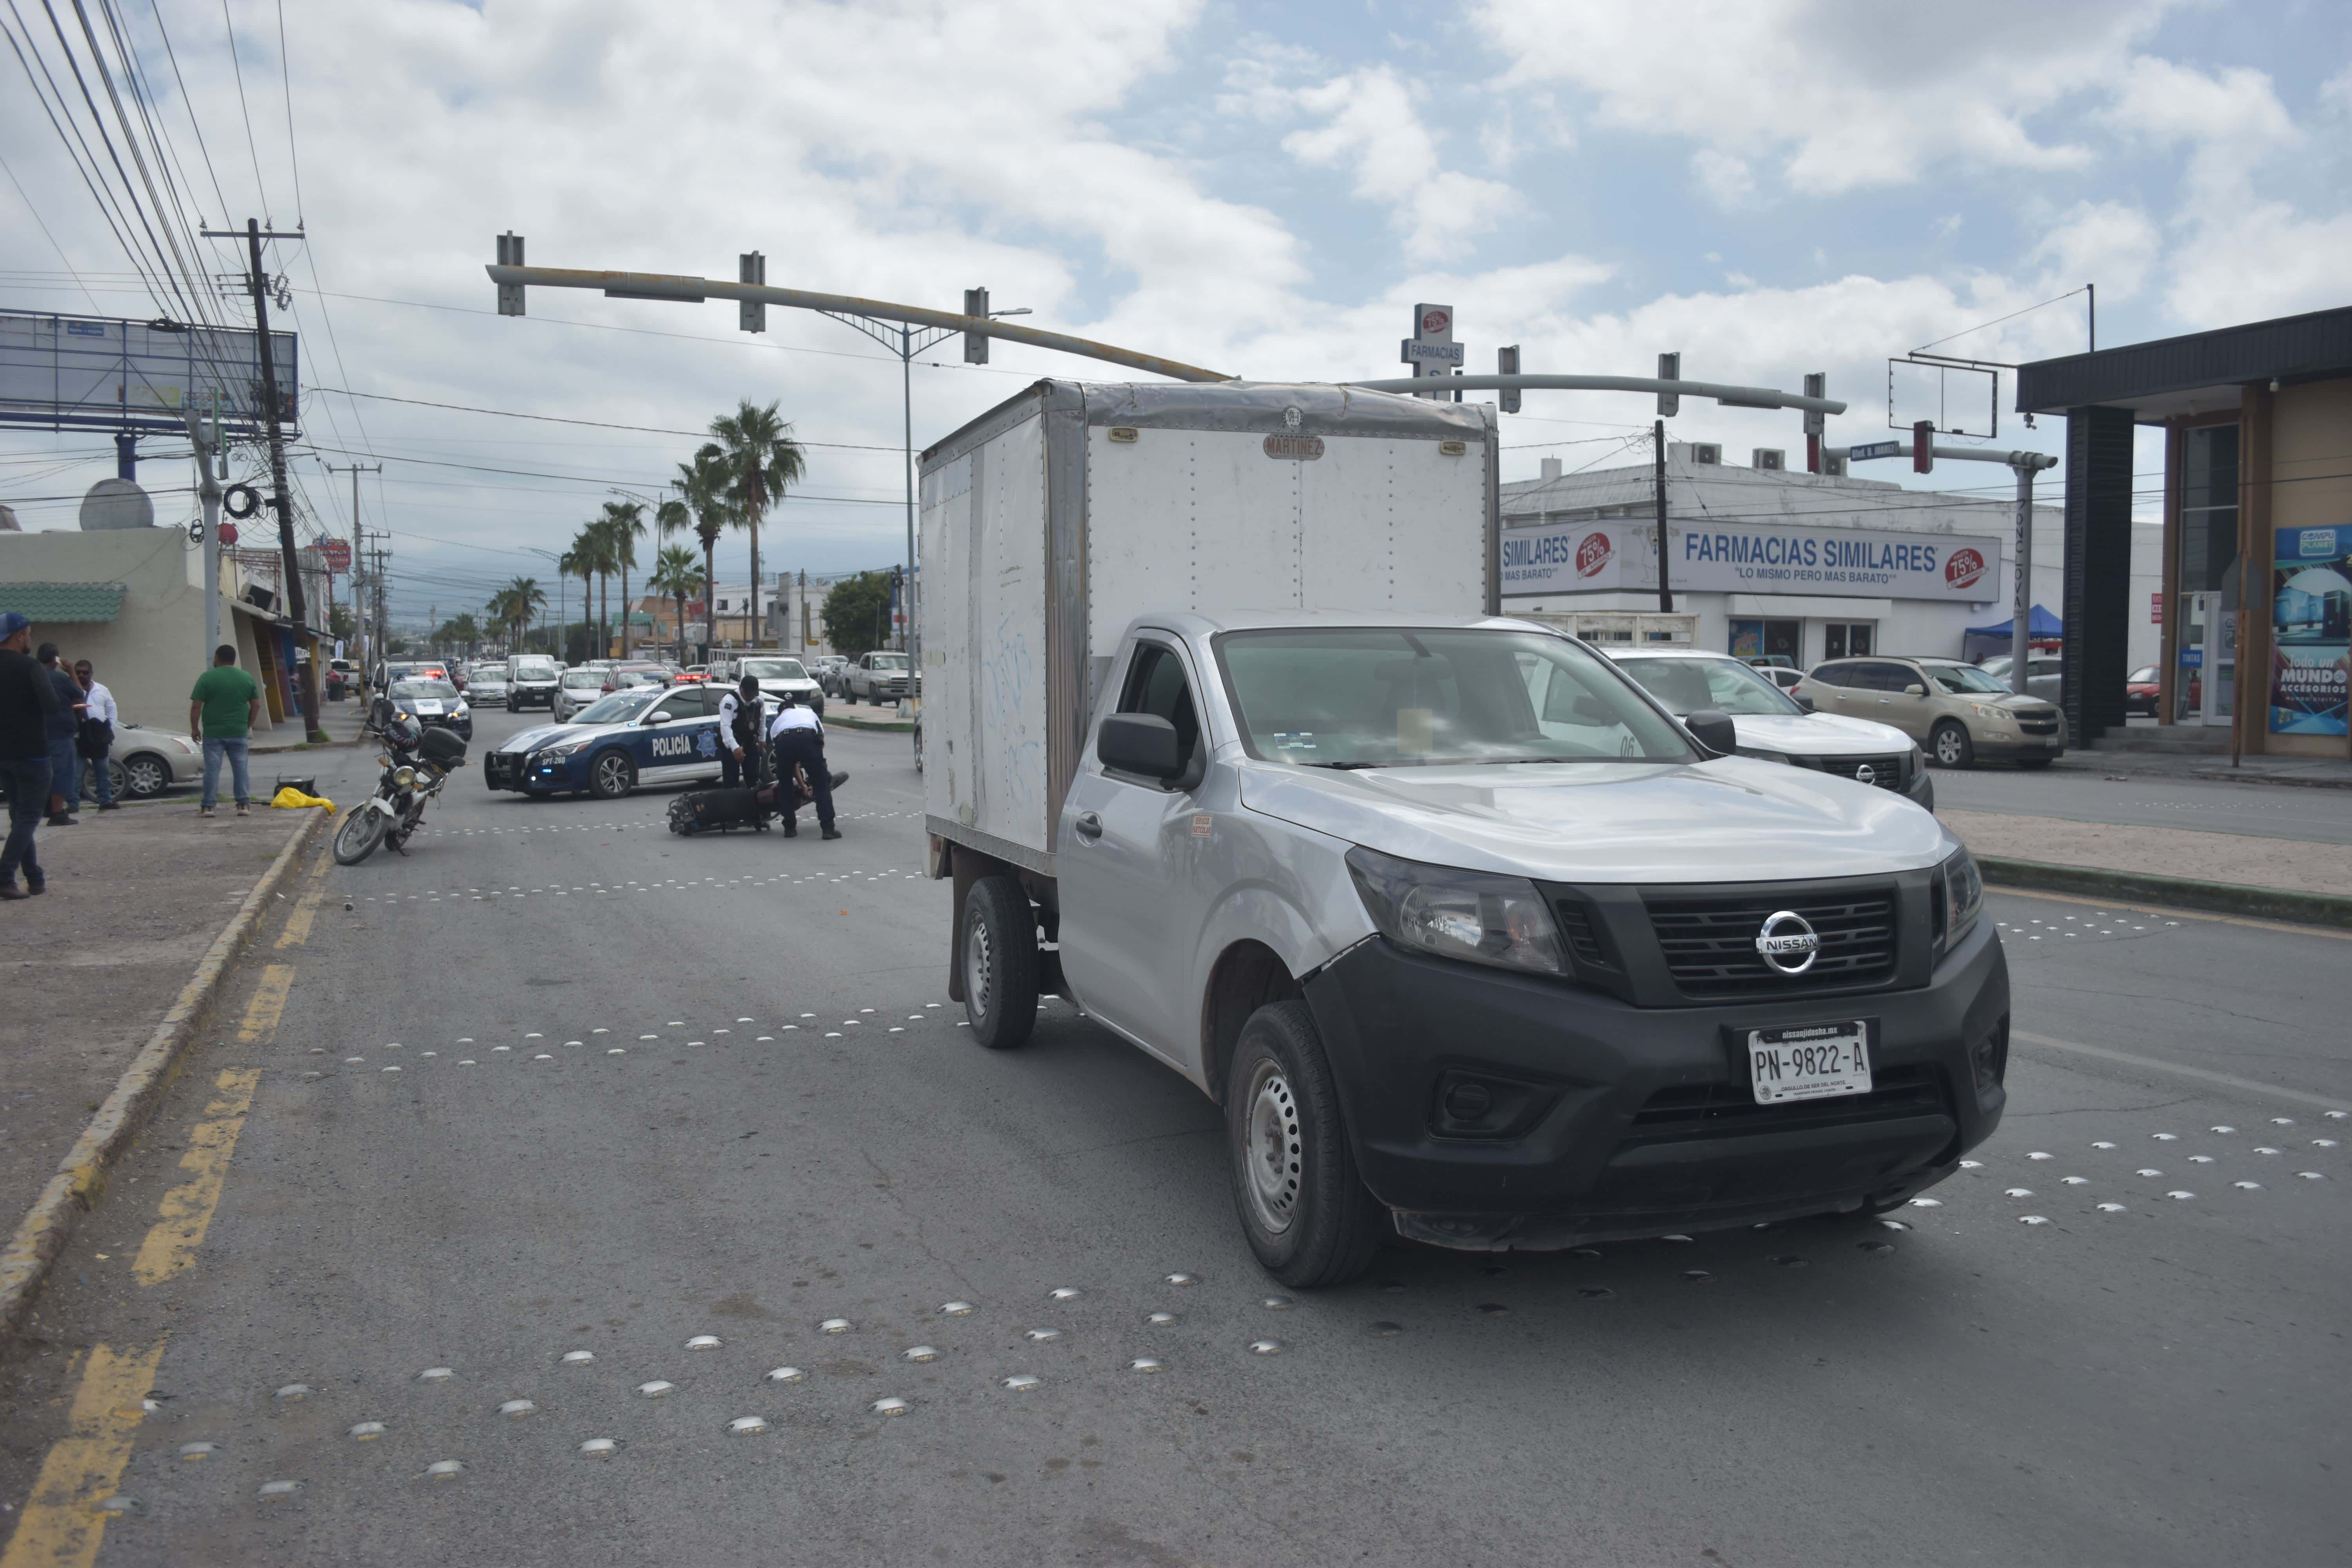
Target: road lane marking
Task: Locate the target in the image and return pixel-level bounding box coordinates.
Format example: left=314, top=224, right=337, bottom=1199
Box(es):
left=0, top=1339, right=169, bottom=1568
left=1991, top=884, right=2352, bottom=941
left=272, top=855, right=331, bottom=948
left=132, top=1069, right=261, bottom=1287
left=235, top=963, right=295, bottom=1043
left=2013, top=1030, right=2352, bottom=1113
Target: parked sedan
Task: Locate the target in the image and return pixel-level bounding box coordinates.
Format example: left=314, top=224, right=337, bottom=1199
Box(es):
left=483, top=685, right=725, bottom=799
left=1606, top=647, right=1934, bottom=810
left=552, top=667, right=610, bottom=721
left=96, top=723, right=205, bottom=799
left=1978, top=653, right=2063, bottom=706
left=2125, top=664, right=2160, bottom=717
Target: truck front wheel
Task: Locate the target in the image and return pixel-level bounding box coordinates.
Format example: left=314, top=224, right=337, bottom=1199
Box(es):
left=1224, top=1001, right=1385, bottom=1289
left=961, top=875, right=1039, bottom=1050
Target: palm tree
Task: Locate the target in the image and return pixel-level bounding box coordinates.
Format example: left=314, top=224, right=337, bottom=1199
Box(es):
left=556, top=543, right=592, bottom=662
left=570, top=521, right=617, bottom=659
left=597, top=499, right=649, bottom=659
left=657, top=449, right=731, bottom=658
left=648, top=544, right=703, bottom=664
left=499, top=575, right=545, bottom=651
left=700, top=401, right=804, bottom=650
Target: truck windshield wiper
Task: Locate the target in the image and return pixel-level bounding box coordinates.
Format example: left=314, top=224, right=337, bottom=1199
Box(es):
left=1296, top=759, right=1387, bottom=770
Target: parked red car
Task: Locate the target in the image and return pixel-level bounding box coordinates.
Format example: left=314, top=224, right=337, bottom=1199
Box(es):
left=2125, top=664, right=2159, bottom=717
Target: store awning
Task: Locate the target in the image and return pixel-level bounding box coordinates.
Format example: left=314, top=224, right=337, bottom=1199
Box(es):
left=0, top=581, right=125, bottom=622
left=1966, top=604, right=2063, bottom=640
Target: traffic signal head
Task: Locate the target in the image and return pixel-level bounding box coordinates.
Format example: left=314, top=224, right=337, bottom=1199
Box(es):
left=1497, top=345, right=1521, bottom=414
left=964, top=288, right=990, bottom=364
left=739, top=253, right=766, bottom=334
left=1913, top=420, right=1933, bottom=474
left=1657, top=352, right=1680, bottom=417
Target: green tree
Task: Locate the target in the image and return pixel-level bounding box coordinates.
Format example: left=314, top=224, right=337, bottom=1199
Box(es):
left=648, top=544, right=704, bottom=664
left=327, top=603, right=355, bottom=640
left=597, top=500, right=650, bottom=658
left=492, top=576, right=545, bottom=651
left=700, top=401, right=804, bottom=650
left=569, top=521, right=617, bottom=658
left=557, top=541, right=596, bottom=659
left=657, top=449, right=731, bottom=657
left=822, top=571, right=892, bottom=662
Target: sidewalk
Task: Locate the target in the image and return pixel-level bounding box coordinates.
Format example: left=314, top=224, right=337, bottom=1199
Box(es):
left=249, top=695, right=371, bottom=754
left=0, top=806, right=316, bottom=1250
left=2051, top=748, right=2352, bottom=790
left=1940, top=806, right=2352, bottom=927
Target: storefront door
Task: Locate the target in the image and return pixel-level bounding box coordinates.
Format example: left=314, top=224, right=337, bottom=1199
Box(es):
left=2174, top=591, right=2235, bottom=725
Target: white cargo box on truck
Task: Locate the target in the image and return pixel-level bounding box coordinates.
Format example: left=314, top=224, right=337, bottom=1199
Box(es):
left=918, top=378, right=1499, bottom=875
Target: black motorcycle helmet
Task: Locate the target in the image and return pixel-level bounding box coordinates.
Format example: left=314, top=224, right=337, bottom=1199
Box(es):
left=383, top=713, right=423, bottom=752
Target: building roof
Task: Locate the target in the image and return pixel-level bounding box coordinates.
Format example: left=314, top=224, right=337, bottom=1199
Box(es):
left=1501, top=448, right=2049, bottom=535
left=2015, top=304, right=2352, bottom=421
left=0, top=580, right=125, bottom=622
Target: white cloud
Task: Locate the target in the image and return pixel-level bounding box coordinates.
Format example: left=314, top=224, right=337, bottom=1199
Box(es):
left=1690, top=149, right=1755, bottom=208
left=1280, top=66, right=1521, bottom=259
left=2028, top=200, right=2160, bottom=299
left=1472, top=0, right=2180, bottom=194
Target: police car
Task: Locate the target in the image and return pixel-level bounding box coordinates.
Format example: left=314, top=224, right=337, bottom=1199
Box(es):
left=481, top=685, right=728, bottom=799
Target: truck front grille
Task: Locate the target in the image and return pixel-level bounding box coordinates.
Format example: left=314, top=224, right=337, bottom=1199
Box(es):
left=1643, top=888, right=1899, bottom=1000
left=1623, top=1064, right=1948, bottom=1142
left=1803, top=753, right=1905, bottom=789
left=2016, top=715, right=2060, bottom=735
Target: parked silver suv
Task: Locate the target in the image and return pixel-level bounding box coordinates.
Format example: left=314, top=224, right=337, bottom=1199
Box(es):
left=1797, top=656, right=2065, bottom=769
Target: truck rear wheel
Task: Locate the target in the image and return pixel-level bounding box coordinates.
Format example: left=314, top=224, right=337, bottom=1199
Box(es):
left=961, top=874, right=1039, bottom=1050
left=1224, top=1001, right=1385, bottom=1289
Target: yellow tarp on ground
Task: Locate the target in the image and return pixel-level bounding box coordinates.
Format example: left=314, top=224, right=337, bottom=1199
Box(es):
left=269, top=786, right=335, bottom=814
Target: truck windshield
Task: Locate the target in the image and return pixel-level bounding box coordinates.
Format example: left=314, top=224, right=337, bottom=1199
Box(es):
left=1218, top=628, right=1695, bottom=767
left=1613, top=656, right=1802, bottom=717
left=869, top=654, right=909, bottom=670
left=740, top=659, right=807, bottom=679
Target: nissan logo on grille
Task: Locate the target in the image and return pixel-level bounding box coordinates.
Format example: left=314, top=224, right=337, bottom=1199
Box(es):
left=1754, top=910, right=1820, bottom=975
left=1853, top=763, right=1876, bottom=786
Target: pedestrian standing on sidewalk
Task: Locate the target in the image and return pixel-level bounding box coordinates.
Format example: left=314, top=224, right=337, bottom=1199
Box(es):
left=73, top=659, right=118, bottom=811
left=767, top=690, right=838, bottom=840
left=189, top=643, right=262, bottom=818
left=37, top=643, right=85, bottom=827
left=0, top=612, right=59, bottom=898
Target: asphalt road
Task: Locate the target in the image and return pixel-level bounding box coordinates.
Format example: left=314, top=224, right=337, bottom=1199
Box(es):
left=3, top=709, right=2345, bottom=1566
left=1931, top=764, right=2352, bottom=844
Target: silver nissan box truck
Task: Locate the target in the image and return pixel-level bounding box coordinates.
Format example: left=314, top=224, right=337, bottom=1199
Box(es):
left=921, top=378, right=2007, bottom=1288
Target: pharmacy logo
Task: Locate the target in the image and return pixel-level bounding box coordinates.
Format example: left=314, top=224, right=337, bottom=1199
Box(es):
left=1577, top=532, right=1612, bottom=579
left=1944, top=547, right=1987, bottom=592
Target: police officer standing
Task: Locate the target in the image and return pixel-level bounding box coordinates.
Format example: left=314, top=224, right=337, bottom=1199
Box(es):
left=768, top=690, right=838, bottom=839
left=715, top=675, right=767, bottom=789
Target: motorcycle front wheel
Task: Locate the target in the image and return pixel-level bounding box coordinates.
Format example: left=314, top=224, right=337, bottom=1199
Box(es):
left=332, top=806, right=388, bottom=865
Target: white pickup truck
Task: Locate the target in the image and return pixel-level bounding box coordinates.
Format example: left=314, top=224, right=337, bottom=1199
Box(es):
left=920, top=380, right=2007, bottom=1287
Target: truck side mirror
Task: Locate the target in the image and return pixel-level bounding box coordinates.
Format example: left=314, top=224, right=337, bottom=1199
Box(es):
left=1684, top=708, right=1737, bottom=756
left=1904, top=683, right=1926, bottom=696
left=1099, top=712, right=1180, bottom=779
left=1793, top=693, right=1816, bottom=713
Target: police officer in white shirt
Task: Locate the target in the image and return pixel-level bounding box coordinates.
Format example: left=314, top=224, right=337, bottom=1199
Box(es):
left=767, top=690, right=838, bottom=839
left=72, top=657, right=120, bottom=811
left=714, top=675, right=768, bottom=789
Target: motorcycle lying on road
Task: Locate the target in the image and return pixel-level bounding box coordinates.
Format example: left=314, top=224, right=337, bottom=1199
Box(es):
left=333, top=713, right=468, bottom=865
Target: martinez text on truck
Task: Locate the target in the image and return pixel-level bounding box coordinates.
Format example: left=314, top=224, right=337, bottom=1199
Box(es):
left=920, top=379, right=2008, bottom=1288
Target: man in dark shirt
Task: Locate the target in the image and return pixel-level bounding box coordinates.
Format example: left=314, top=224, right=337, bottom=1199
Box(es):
left=37, top=642, right=86, bottom=826
left=0, top=612, right=61, bottom=898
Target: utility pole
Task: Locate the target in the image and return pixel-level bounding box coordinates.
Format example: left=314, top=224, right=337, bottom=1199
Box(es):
left=185, top=391, right=227, bottom=662
left=207, top=218, right=324, bottom=739
left=1653, top=419, right=1673, bottom=613
left=325, top=461, right=380, bottom=684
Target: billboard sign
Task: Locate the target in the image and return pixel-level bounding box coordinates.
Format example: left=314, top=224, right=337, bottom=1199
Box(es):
left=1501, top=517, right=2005, bottom=602
left=320, top=539, right=352, bottom=573
left=1401, top=301, right=1460, bottom=399
left=0, top=311, right=298, bottom=437
left=2271, top=524, right=2350, bottom=737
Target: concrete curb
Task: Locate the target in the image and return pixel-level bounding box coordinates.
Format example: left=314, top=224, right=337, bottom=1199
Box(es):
left=0, top=810, right=326, bottom=1338
left=826, top=712, right=916, bottom=733
left=1976, top=854, right=2352, bottom=931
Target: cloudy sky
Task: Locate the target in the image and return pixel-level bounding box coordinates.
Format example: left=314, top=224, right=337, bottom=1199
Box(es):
left=2, top=0, right=2347, bottom=625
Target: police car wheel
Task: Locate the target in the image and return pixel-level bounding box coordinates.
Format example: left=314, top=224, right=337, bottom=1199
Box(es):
left=589, top=750, right=637, bottom=798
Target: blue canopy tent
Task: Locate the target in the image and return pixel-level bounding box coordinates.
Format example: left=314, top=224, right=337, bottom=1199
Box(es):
left=1962, top=604, right=2062, bottom=664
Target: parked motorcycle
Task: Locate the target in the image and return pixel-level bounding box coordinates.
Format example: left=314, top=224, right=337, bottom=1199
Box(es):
left=333, top=713, right=468, bottom=865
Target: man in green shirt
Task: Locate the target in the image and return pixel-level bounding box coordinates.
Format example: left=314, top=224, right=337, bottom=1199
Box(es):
left=189, top=644, right=263, bottom=817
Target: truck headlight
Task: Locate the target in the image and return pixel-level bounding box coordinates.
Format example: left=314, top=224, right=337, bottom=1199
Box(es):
left=1906, top=743, right=1924, bottom=781
left=1935, top=844, right=1983, bottom=954
left=1347, top=846, right=1566, bottom=977
left=1967, top=702, right=2011, bottom=722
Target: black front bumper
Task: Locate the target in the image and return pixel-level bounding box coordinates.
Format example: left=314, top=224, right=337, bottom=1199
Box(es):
left=1303, top=920, right=2007, bottom=1249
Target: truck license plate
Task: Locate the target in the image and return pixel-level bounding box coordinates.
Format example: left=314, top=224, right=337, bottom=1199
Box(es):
left=1747, top=1021, right=1871, bottom=1105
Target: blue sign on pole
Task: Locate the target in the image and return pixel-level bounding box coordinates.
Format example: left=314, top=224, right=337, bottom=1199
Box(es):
left=1847, top=440, right=1902, bottom=462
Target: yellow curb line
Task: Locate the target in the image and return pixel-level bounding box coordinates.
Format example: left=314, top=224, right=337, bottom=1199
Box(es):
left=0, top=811, right=326, bottom=1338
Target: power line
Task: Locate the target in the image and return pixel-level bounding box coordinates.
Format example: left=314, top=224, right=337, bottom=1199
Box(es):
left=307, top=387, right=905, bottom=451
left=290, top=439, right=907, bottom=501
left=216, top=0, right=270, bottom=220
left=1913, top=287, right=2087, bottom=356
left=0, top=146, right=103, bottom=311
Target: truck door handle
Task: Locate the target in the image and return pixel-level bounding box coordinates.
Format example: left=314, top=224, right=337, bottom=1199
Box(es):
left=1073, top=811, right=1103, bottom=840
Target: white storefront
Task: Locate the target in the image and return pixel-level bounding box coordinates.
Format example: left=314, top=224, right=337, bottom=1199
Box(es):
left=1500, top=444, right=2160, bottom=670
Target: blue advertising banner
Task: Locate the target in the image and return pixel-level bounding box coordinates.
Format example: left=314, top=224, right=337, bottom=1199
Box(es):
left=2271, top=524, right=2350, bottom=737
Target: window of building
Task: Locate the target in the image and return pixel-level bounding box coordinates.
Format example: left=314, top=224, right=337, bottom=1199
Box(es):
left=2180, top=425, right=2239, bottom=594
left=1728, top=618, right=1801, bottom=662
left=1823, top=621, right=1875, bottom=660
